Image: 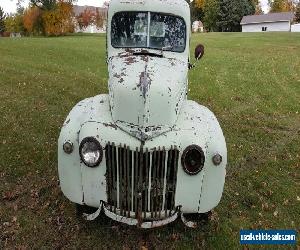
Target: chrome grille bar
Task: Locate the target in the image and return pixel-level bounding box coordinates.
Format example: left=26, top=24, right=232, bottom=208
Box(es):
left=106, top=143, right=179, bottom=220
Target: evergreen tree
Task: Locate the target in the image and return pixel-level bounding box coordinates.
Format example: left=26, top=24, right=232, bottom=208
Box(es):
left=203, top=0, right=220, bottom=31
left=295, top=1, right=300, bottom=23
left=185, top=0, right=205, bottom=22
left=0, top=7, right=6, bottom=34
left=217, top=0, right=255, bottom=32
left=217, top=0, right=232, bottom=31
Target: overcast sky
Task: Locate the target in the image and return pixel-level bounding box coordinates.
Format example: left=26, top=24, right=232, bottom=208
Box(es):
left=1, top=0, right=270, bottom=14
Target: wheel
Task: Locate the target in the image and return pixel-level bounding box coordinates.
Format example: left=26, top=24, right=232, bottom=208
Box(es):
left=183, top=211, right=212, bottom=225
left=75, top=204, right=99, bottom=217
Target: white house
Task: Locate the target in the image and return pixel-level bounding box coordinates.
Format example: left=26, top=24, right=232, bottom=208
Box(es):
left=291, top=23, right=300, bottom=32
left=192, top=21, right=204, bottom=33
left=241, top=12, right=294, bottom=32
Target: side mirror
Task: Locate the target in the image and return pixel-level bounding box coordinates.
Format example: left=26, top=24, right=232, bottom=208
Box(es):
left=189, top=44, right=205, bottom=70
left=195, top=44, right=205, bottom=60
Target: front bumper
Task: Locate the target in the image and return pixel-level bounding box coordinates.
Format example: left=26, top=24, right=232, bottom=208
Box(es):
left=83, top=201, right=197, bottom=228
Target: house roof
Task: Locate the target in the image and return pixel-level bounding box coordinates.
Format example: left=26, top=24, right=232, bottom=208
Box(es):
left=241, top=12, right=294, bottom=25
left=73, top=5, right=107, bottom=16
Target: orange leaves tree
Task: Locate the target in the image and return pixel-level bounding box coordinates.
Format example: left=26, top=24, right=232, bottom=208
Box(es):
left=42, top=1, right=74, bottom=36
left=269, top=0, right=298, bottom=12
left=23, top=0, right=75, bottom=36
left=23, top=7, right=43, bottom=34
left=194, top=0, right=206, bottom=9
left=76, top=8, right=94, bottom=30
left=76, top=7, right=106, bottom=31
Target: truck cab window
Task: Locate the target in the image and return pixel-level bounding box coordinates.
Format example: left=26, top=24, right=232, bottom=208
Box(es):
left=111, top=12, right=186, bottom=52
left=111, top=12, right=148, bottom=48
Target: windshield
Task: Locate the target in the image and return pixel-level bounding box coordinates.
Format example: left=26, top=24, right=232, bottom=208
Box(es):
left=111, top=12, right=186, bottom=53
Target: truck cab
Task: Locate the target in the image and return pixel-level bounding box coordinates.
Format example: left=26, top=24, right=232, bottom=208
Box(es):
left=58, top=0, right=227, bottom=228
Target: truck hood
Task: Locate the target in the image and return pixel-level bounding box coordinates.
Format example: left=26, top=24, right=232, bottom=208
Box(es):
left=108, top=52, right=188, bottom=141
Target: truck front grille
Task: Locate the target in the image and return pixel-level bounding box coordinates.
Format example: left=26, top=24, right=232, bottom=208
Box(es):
left=105, top=143, right=179, bottom=220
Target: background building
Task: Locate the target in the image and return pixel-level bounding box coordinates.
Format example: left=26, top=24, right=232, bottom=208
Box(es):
left=241, top=12, right=294, bottom=32
left=192, top=21, right=204, bottom=33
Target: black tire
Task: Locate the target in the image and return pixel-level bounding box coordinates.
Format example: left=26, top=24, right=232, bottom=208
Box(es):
left=75, top=204, right=99, bottom=218
left=183, top=211, right=212, bottom=225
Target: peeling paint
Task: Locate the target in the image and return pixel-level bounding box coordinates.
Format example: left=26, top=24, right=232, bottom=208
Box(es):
left=102, top=122, right=118, bottom=130
left=108, top=54, right=188, bottom=141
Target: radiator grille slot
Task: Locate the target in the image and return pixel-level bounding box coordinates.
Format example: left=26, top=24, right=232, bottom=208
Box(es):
left=106, top=143, right=179, bottom=220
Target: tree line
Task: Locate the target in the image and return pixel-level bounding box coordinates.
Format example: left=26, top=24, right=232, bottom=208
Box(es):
left=0, top=0, right=107, bottom=36
left=189, top=0, right=300, bottom=31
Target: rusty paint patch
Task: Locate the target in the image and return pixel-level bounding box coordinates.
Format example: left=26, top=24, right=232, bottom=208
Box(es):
left=124, top=56, right=138, bottom=65
left=103, top=122, right=118, bottom=130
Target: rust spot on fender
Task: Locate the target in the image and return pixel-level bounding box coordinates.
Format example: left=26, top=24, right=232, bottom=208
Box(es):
left=124, top=56, right=138, bottom=65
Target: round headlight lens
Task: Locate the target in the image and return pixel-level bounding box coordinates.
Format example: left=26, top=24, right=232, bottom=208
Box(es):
left=79, top=137, right=103, bottom=167
left=181, top=145, right=205, bottom=175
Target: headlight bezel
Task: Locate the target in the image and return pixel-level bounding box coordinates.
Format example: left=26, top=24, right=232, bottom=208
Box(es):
left=79, top=137, right=103, bottom=168
left=181, top=145, right=205, bottom=175
left=63, top=140, right=74, bottom=154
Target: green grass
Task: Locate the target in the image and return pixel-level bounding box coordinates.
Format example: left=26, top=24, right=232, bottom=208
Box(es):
left=0, top=32, right=299, bottom=249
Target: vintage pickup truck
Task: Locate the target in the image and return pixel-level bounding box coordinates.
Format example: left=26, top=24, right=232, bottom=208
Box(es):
left=58, top=0, right=227, bottom=228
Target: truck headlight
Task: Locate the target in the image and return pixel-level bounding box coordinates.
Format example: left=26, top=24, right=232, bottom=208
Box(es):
left=79, top=137, right=103, bottom=167
left=181, top=145, right=205, bottom=175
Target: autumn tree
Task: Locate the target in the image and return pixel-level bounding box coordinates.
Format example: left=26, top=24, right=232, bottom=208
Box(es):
left=269, top=0, right=296, bottom=12
left=283, top=0, right=297, bottom=11
left=18, top=0, right=75, bottom=35
left=42, top=1, right=74, bottom=35
left=76, top=8, right=94, bottom=30
left=4, top=14, right=25, bottom=33
left=255, top=2, right=264, bottom=14
left=249, top=0, right=264, bottom=14
left=195, top=0, right=206, bottom=9
left=0, top=7, right=6, bottom=34
left=23, top=7, right=43, bottom=34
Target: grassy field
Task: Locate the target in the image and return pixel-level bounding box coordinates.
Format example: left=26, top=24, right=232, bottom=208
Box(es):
left=0, top=33, right=299, bottom=249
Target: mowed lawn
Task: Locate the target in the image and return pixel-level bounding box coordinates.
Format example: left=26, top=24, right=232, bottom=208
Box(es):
left=0, top=33, right=299, bottom=249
